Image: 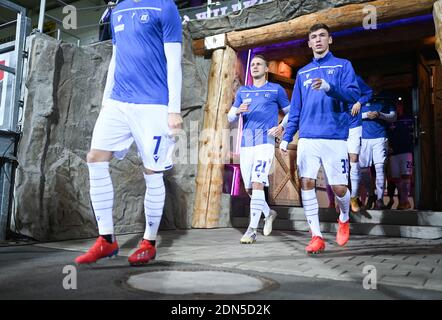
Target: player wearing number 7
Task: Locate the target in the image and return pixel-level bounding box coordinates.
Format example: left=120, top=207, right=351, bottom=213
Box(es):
left=227, top=55, right=290, bottom=244
left=280, top=23, right=360, bottom=254
left=75, top=0, right=183, bottom=265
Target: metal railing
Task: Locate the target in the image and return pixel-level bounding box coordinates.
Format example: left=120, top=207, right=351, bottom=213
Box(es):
left=0, top=0, right=29, bottom=240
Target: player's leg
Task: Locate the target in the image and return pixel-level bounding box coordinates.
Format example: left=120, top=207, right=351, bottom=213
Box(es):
left=359, top=138, right=375, bottom=209
left=238, top=146, right=257, bottom=243
left=348, top=126, right=362, bottom=212
left=373, top=138, right=388, bottom=209
left=323, top=140, right=350, bottom=246
left=128, top=104, right=174, bottom=265
left=254, top=144, right=277, bottom=236
left=388, top=154, right=400, bottom=209
left=297, top=139, right=324, bottom=253
left=397, top=153, right=413, bottom=210
left=76, top=102, right=133, bottom=264
left=349, top=153, right=361, bottom=212
left=241, top=144, right=276, bottom=242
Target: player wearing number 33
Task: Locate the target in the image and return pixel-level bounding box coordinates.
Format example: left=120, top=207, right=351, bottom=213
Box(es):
left=228, top=55, right=290, bottom=244
left=280, top=23, right=360, bottom=254
left=75, top=0, right=183, bottom=265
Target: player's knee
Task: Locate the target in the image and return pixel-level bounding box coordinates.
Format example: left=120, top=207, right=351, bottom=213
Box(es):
left=374, top=163, right=384, bottom=173
left=332, top=185, right=347, bottom=197
left=87, top=150, right=112, bottom=163
left=144, top=168, right=158, bottom=175
left=301, top=178, right=315, bottom=190
left=349, top=154, right=359, bottom=163
left=251, top=182, right=264, bottom=190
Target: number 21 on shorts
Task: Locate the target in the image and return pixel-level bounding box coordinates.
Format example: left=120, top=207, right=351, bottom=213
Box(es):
left=255, top=160, right=267, bottom=173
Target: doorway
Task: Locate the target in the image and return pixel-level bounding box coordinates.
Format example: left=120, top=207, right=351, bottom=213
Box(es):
left=236, top=13, right=442, bottom=211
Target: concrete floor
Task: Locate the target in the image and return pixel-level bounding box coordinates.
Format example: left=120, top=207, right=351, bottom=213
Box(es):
left=1, top=228, right=441, bottom=301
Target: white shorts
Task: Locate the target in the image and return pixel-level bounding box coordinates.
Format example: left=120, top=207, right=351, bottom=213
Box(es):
left=390, top=153, right=413, bottom=178
left=240, top=143, right=275, bottom=189
left=297, top=138, right=349, bottom=185
left=91, top=99, right=175, bottom=171
left=347, top=126, right=362, bottom=155
left=359, top=137, right=388, bottom=168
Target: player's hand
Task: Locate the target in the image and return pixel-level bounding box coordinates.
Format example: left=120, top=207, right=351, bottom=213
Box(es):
left=268, top=124, right=284, bottom=138
left=279, top=140, right=289, bottom=154
left=235, top=103, right=250, bottom=115
left=351, top=102, right=361, bottom=116
left=312, top=78, right=330, bottom=91
left=367, top=111, right=380, bottom=119
left=168, top=113, right=183, bottom=135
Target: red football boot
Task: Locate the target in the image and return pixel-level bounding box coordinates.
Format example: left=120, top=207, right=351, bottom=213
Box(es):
left=75, top=236, right=119, bottom=264
left=336, top=219, right=350, bottom=246
left=128, top=240, right=157, bottom=266
left=305, top=236, right=325, bottom=254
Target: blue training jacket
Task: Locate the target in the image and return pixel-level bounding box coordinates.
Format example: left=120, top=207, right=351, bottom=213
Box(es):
left=283, top=52, right=360, bottom=142
left=349, top=75, right=373, bottom=129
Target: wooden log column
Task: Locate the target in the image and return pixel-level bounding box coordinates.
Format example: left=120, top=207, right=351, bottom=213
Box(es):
left=192, top=45, right=237, bottom=228
left=435, top=0, right=442, bottom=63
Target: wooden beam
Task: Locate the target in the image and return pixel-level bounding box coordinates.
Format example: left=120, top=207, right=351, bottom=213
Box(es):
left=256, top=18, right=435, bottom=66
left=227, top=0, right=434, bottom=51
left=192, top=46, right=237, bottom=228
left=434, top=0, right=442, bottom=63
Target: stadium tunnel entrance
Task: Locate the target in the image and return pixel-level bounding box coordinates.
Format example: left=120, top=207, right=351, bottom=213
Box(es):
left=233, top=14, right=442, bottom=212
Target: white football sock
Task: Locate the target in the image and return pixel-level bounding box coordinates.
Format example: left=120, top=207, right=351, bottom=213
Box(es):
left=336, top=189, right=350, bottom=222
left=350, top=161, right=360, bottom=198
left=249, top=189, right=265, bottom=229
left=88, top=162, right=114, bottom=235
left=143, top=173, right=165, bottom=241
left=301, top=189, right=322, bottom=237
left=374, top=163, right=385, bottom=201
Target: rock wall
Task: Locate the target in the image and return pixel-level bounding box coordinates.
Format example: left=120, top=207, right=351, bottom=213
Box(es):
left=14, top=29, right=211, bottom=241
left=187, top=0, right=371, bottom=39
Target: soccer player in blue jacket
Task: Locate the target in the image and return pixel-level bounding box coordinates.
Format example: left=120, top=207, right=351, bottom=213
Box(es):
left=387, top=102, right=413, bottom=210
left=359, top=77, right=397, bottom=210
left=75, top=0, right=183, bottom=265
left=228, top=55, right=290, bottom=244
left=280, top=24, right=360, bottom=254
left=347, top=76, right=373, bottom=212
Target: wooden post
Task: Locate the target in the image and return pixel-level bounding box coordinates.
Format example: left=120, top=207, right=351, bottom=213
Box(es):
left=192, top=45, right=237, bottom=228
left=434, top=0, right=442, bottom=63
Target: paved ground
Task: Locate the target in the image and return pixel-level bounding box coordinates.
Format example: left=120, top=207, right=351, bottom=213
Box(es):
left=0, top=228, right=441, bottom=300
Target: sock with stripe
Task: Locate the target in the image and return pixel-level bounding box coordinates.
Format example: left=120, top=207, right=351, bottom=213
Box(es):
left=249, top=189, right=265, bottom=229
left=262, top=195, right=270, bottom=218
left=350, top=161, right=360, bottom=198
left=88, top=162, right=114, bottom=237
left=301, top=189, right=322, bottom=238
left=374, top=163, right=385, bottom=201
left=335, top=189, right=350, bottom=222
left=143, top=173, right=165, bottom=241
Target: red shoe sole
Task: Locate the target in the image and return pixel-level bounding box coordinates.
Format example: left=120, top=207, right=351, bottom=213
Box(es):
left=306, top=248, right=325, bottom=254
left=128, top=254, right=156, bottom=266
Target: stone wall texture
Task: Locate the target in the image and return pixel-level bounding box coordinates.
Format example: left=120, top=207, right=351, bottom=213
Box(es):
left=14, top=29, right=211, bottom=241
